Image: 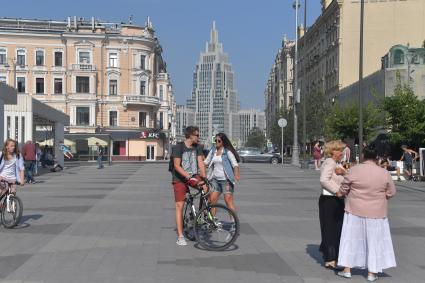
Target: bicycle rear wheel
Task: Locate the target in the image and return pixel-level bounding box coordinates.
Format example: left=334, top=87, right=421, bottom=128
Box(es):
left=1, top=195, right=23, bottom=228
left=183, top=202, right=196, bottom=241
left=194, top=204, right=239, bottom=251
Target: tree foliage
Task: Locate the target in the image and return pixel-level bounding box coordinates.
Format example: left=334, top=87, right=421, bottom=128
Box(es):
left=245, top=127, right=266, bottom=149
left=381, top=83, right=425, bottom=149
left=324, top=101, right=381, bottom=141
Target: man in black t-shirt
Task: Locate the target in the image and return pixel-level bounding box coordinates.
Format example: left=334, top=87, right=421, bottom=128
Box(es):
left=170, top=126, right=206, bottom=246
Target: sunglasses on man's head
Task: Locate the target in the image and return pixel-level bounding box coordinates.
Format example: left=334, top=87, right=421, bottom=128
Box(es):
left=192, top=134, right=200, bottom=137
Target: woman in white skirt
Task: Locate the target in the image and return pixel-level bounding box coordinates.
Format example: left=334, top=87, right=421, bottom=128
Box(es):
left=336, top=144, right=396, bottom=282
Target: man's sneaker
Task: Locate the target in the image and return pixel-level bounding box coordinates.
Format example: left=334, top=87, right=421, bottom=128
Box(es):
left=176, top=236, right=187, bottom=246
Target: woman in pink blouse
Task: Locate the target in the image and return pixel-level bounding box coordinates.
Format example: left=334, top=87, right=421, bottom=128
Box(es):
left=318, top=140, right=346, bottom=269
left=336, top=144, right=396, bottom=282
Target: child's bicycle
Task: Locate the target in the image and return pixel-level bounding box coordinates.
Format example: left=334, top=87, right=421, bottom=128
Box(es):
left=0, top=180, right=23, bottom=228
left=183, top=176, right=239, bottom=251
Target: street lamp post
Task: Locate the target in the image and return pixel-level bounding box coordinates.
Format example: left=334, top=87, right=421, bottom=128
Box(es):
left=292, top=0, right=300, bottom=166
left=358, top=0, right=365, bottom=162
left=302, top=0, right=308, bottom=164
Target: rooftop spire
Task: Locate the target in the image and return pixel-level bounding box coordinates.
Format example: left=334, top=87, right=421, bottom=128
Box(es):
left=210, top=20, right=218, bottom=44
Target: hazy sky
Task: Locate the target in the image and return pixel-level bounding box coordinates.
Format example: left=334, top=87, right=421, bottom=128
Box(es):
left=2, top=0, right=322, bottom=109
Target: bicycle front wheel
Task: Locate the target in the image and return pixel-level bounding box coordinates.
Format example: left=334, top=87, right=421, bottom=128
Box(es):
left=183, top=202, right=196, bottom=241
left=1, top=195, right=23, bottom=228
left=194, top=204, right=239, bottom=251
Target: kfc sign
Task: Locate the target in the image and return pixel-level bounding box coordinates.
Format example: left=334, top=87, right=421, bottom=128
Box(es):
left=140, top=131, right=160, bottom=139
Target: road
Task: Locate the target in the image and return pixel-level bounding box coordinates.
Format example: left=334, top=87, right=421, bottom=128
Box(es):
left=0, top=163, right=424, bottom=283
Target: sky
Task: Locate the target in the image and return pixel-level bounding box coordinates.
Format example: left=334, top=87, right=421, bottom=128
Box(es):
left=1, top=0, right=322, bottom=109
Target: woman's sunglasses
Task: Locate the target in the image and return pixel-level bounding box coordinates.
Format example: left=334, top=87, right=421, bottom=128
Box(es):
left=215, top=139, right=222, bottom=143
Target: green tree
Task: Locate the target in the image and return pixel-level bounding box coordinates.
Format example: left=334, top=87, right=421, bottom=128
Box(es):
left=245, top=127, right=266, bottom=149
left=324, top=101, right=381, bottom=141
left=381, top=83, right=425, bottom=148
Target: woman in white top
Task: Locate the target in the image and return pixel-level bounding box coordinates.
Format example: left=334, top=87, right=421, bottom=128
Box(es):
left=318, top=140, right=346, bottom=269
left=204, top=133, right=240, bottom=212
left=0, top=139, right=25, bottom=193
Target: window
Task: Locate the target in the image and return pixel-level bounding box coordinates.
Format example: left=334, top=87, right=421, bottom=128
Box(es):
left=0, top=76, right=6, bottom=84
left=76, top=107, right=90, bottom=126
left=79, top=51, right=90, bottom=64
left=36, top=78, right=44, bottom=94
left=54, top=78, right=63, bottom=94
left=54, top=51, right=63, bottom=66
left=76, top=76, right=90, bottom=93
left=140, top=81, right=146, bottom=95
left=6, top=116, right=11, bottom=139
left=159, top=112, right=164, bottom=129
left=17, top=77, right=25, bottom=93
left=0, top=48, right=6, bottom=65
left=15, top=117, right=18, bottom=141
left=109, top=80, right=117, bottom=95
left=21, top=117, right=25, bottom=143
left=140, top=55, right=146, bottom=70
left=109, top=53, right=118, bottom=67
left=17, top=50, right=25, bottom=66
left=394, top=49, right=404, bottom=65
left=159, top=85, right=164, bottom=100
left=109, top=111, right=118, bottom=126
left=139, top=112, right=147, bottom=127
left=36, top=50, right=44, bottom=66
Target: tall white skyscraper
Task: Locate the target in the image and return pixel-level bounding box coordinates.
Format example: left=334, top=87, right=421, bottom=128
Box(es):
left=187, top=22, right=240, bottom=144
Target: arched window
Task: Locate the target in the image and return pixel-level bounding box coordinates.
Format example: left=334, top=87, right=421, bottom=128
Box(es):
left=394, top=49, right=405, bottom=65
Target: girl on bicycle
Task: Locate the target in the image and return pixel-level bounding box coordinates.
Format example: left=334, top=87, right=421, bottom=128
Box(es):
left=0, top=139, right=25, bottom=193
left=204, top=133, right=240, bottom=213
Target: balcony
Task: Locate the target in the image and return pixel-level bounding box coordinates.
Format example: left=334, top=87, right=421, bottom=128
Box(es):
left=123, top=95, right=160, bottom=108
left=71, top=64, right=96, bottom=71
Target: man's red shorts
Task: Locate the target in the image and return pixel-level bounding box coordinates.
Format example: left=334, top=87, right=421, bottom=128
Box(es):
left=172, top=181, right=188, bottom=202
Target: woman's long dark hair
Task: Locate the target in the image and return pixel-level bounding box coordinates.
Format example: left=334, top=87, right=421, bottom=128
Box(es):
left=216, top=133, right=240, bottom=162
left=2, top=138, right=19, bottom=161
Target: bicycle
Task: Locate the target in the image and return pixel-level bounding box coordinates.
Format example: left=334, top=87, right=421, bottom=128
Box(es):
left=0, top=180, right=23, bottom=228
left=182, top=176, right=240, bottom=251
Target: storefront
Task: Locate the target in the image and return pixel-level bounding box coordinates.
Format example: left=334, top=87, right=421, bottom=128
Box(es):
left=107, top=130, right=166, bottom=161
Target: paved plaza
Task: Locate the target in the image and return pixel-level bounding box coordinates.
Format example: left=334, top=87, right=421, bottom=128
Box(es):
left=0, top=163, right=424, bottom=283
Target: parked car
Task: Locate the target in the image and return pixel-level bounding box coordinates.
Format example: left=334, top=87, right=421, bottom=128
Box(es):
left=237, top=148, right=282, bottom=164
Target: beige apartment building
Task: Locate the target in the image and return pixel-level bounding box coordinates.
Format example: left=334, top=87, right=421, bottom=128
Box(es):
left=264, top=37, right=294, bottom=137
left=0, top=16, right=176, bottom=161
left=297, top=0, right=425, bottom=101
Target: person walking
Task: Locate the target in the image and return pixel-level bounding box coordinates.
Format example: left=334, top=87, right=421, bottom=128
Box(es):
left=336, top=144, right=396, bottom=282
left=95, top=142, right=104, bottom=169
left=21, top=140, right=36, bottom=184
left=0, top=139, right=25, bottom=194
left=34, top=143, right=42, bottom=176
left=318, top=140, right=346, bottom=269
left=314, top=141, right=322, bottom=170
left=204, top=133, right=240, bottom=214
left=399, top=145, right=418, bottom=180
left=170, top=126, right=207, bottom=246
